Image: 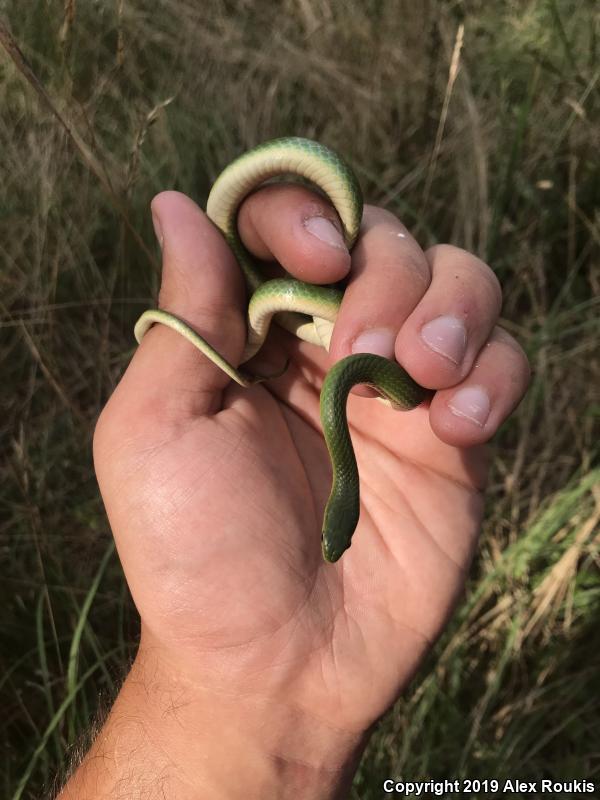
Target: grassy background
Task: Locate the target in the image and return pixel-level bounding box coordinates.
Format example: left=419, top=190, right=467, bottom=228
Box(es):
left=1, top=1, right=598, bottom=797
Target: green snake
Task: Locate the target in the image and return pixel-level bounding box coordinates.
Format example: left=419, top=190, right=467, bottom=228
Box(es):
left=134, top=137, right=428, bottom=563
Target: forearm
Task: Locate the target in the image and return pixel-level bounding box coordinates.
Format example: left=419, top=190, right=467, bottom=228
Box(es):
left=56, top=640, right=366, bottom=799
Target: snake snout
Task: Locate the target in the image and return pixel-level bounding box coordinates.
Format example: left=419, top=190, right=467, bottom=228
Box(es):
left=321, top=535, right=349, bottom=563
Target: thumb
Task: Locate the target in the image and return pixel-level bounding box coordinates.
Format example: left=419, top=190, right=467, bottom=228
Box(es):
left=110, top=191, right=247, bottom=426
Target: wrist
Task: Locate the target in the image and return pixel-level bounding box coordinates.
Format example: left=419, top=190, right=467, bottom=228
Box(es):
left=59, top=635, right=367, bottom=799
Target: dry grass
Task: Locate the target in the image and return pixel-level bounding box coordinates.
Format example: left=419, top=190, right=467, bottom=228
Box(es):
left=0, top=1, right=598, bottom=797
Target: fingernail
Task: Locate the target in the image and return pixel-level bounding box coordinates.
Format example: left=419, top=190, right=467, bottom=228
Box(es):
left=448, top=386, right=490, bottom=427
left=351, top=328, right=396, bottom=358
left=151, top=211, right=164, bottom=249
left=420, top=316, right=467, bottom=365
left=303, top=216, right=347, bottom=250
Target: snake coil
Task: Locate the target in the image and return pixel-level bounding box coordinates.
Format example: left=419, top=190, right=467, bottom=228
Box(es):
left=134, top=137, right=428, bottom=562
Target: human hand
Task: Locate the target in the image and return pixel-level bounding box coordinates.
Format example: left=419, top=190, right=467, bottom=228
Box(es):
left=84, top=186, right=529, bottom=798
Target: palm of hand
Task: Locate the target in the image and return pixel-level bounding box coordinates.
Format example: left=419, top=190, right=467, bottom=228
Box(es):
left=97, top=336, right=485, bottom=732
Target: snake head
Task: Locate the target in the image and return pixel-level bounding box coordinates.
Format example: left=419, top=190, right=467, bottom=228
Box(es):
left=321, top=490, right=359, bottom=563
left=321, top=534, right=350, bottom=563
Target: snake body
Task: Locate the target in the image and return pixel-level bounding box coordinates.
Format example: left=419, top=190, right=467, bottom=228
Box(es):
left=134, top=137, right=428, bottom=562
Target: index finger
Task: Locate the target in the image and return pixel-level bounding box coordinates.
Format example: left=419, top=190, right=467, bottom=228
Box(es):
left=236, top=183, right=352, bottom=285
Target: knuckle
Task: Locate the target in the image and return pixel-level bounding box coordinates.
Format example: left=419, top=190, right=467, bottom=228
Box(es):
left=426, top=243, right=502, bottom=313
left=489, top=327, right=532, bottom=386
left=362, top=205, right=403, bottom=228
left=478, top=264, right=503, bottom=315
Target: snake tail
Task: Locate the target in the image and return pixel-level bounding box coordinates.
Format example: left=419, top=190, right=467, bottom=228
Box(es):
left=319, top=353, right=429, bottom=562
left=134, top=309, right=255, bottom=387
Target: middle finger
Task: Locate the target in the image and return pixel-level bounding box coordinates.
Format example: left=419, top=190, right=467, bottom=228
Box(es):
left=328, top=205, right=431, bottom=396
